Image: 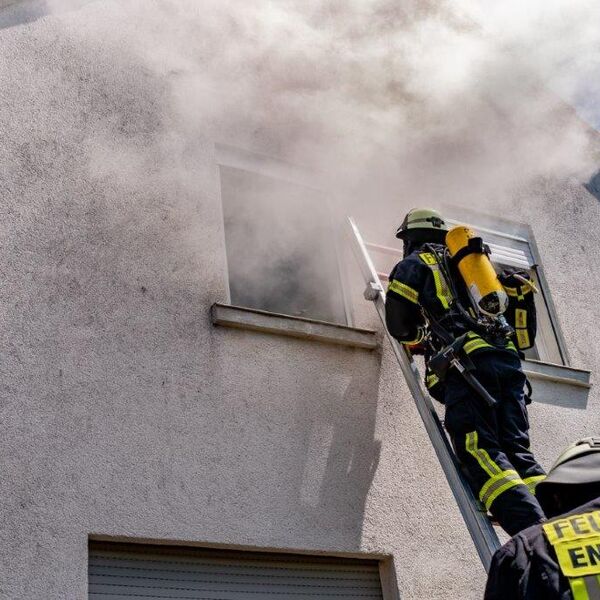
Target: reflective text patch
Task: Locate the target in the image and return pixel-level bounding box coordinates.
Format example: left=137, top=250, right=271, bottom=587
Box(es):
left=544, top=511, right=600, bottom=545
left=553, top=536, right=600, bottom=578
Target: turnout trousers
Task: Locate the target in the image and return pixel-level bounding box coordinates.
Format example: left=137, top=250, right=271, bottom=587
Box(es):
left=443, top=350, right=547, bottom=536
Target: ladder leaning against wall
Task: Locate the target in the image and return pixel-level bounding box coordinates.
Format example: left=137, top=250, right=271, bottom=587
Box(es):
left=347, top=216, right=501, bottom=572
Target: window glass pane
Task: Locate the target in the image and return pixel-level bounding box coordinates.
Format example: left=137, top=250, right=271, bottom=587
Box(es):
left=529, top=270, right=563, bottom=364
left=446, top=217, right=566, bottom=364
left=220, top=165, right=348, bottom=325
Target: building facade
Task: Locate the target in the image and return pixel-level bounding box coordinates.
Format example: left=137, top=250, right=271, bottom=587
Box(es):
left=0, top=2, right=598, bottom=598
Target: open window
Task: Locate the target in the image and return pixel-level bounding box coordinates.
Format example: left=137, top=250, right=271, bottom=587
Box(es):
left=446, top=218, right=568, bottom=365
left=217, top=145, right=350, bottom=326
left=364, top=213, right=569, bottom=365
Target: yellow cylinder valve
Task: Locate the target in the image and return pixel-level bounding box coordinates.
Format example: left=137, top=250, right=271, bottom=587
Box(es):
left=446, top=226, right=508, bottom=317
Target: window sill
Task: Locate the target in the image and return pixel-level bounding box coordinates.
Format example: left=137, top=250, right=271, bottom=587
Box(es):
left=522, top=359, right=591, bottom=389
left=211, top=303, right=379, bottom=350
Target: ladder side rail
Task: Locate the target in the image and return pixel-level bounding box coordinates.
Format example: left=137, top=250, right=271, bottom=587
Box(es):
left=347, top=217, right=500, bottom=571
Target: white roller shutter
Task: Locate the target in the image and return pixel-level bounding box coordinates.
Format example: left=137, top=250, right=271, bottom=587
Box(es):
left=446, top=219, right=535, bottom=269
left=486, top=242, right=534, bottom=270
left=446, top=218, right=565, bottom=363
left=89, top=542, right=384, bottom=599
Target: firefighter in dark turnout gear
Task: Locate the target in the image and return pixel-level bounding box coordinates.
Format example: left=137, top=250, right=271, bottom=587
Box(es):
left=385, top=208, right=546, bottom=537
left=485, top=438, right=600, bottom=600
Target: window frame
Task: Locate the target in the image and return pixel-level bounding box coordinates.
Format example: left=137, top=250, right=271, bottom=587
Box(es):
left=215, top=143, right=354, bottom=327
left=89, top=540, right=392, bottom=599
left=445, top=214, right=570, bottom=366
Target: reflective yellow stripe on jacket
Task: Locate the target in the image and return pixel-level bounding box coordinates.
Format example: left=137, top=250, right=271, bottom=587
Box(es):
left=426, top=373, right=439, bottom=389
left=462, top=332, right=517, bottom=356
left=463, top=334, right=494, bottom=355
left=523, top=474, right=546, bottom=495
left=465, top=431, right=526, bottom=511
left=515, top=308, right=531, bottom=348
left=419, top=252, right=453, bottom=310
left=387, top=279, right=419, bottom=304
left=569, top=576, right=600, bottom=600
left=402, top=329, right=425, bottom=345
left=504, top=284, right=534, bottom=301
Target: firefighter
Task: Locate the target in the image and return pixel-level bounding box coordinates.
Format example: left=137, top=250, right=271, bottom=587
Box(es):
left=484, top=437, right=600, bottom=600
left=386, top=208, right=546, bottom=536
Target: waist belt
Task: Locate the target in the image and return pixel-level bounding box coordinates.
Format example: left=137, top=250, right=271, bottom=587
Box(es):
left=427, top=334, right=498, bottom=407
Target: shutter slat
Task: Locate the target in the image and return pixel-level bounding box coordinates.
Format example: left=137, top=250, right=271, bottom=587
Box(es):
left=90, top=555, right=378, bottom=575
left=90, top=584, right=382, bottom=599
left=487, top=242, right=534, bottom=269
left=89, top=545, right=383, bottom=599
left=90, top=564, right=380, bottom=583
left=89, top=574, right=381, bottom=590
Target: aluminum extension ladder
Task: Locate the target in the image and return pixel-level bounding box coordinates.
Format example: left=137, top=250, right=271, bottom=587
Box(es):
left=347, top=216, right=500, bottom=571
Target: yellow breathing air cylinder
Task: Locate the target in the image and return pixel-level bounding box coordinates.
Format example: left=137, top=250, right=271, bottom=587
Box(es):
left=446, top=226, right=508, bottom=317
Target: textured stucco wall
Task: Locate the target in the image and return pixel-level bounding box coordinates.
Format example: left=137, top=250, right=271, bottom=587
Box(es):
left=508, top=181, right=600, bottom=467
left=0, top=4, right=598, bottom=600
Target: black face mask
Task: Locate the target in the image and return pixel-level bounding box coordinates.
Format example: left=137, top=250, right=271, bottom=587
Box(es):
left=402, top=233, right=446, bottom=258
left=402, top=239, right=418, bottom=258
left=540, top=483, right=600, bottom=518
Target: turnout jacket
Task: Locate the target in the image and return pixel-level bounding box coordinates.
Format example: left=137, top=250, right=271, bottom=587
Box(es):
left=485, top=497, right=600, bottom=600
left=385, top=244, right=451, bottom=345
left=385, top=244, right=517, bottom=397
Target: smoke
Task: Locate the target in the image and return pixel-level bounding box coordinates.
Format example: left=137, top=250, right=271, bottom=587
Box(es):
left=42, top=0, right=598, bottom=197
left=31, top=0, right=598, bottom=187
left=4, top=0, right=600, bottom=320
left=463, top=1, right=600, bottom=118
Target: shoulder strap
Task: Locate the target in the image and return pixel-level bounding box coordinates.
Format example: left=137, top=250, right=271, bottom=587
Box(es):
left=418, top=251, right=454, bottom=310
left=450, top=236, right=491, bottom=268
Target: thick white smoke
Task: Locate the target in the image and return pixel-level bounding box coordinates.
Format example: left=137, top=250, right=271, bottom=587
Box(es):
left=26, top=0, right=597, bottom=213
left=3, top=0, right=600, bottom=318
left=464, top=0, right=600, bottom=125
left=40, top=0, right=600, bottom=195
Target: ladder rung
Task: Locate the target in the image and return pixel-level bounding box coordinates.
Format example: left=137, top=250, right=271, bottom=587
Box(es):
left=365, top=241, right=403, bottom=257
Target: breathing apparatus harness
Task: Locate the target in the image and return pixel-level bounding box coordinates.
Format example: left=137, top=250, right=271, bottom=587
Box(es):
left=418, top=241, right=516, bottom=408
left=428, top=242, right=514, bottom=343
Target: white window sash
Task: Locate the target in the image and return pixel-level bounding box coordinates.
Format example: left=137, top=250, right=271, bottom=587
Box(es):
left=447, top=219, right=566, bottom=365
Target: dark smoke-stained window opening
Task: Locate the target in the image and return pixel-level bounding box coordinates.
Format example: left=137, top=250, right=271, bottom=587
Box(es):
left=219, top=164, right=349, bottom=325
